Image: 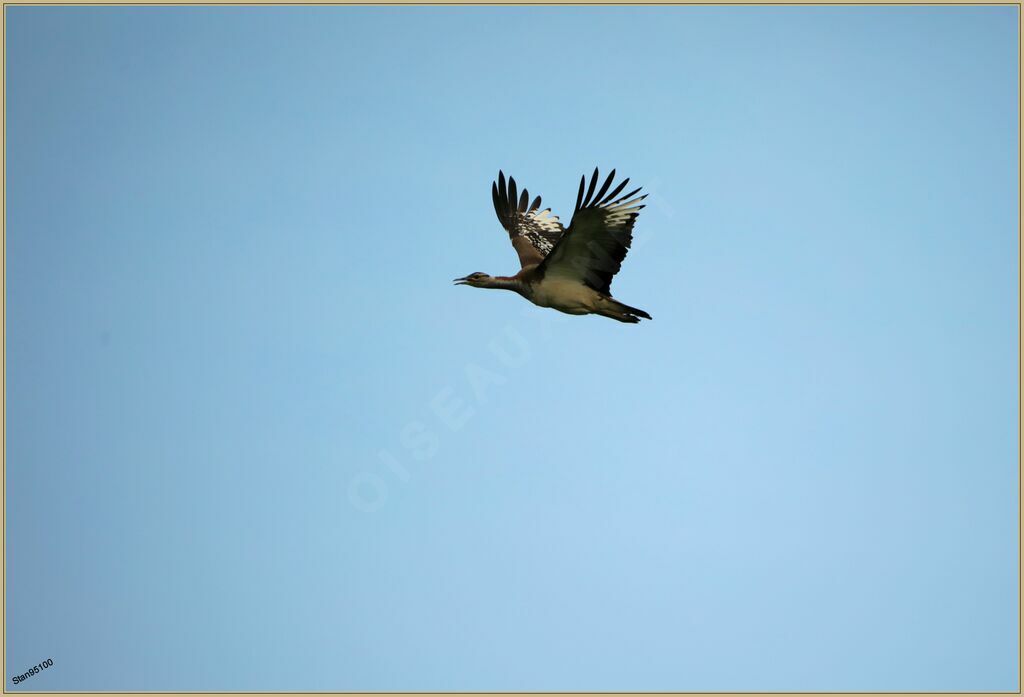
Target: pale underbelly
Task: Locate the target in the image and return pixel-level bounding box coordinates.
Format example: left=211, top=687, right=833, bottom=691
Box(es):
left=529, top=278, right=602, bottom=315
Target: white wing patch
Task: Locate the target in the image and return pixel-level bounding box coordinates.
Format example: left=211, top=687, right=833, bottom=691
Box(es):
left=519, top=207, right=562, bottom=257
left=492, top=171, right=566, bottom=268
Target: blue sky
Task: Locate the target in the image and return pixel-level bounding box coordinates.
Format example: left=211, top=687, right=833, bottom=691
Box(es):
left=5, top=5, right=1018, bottom=691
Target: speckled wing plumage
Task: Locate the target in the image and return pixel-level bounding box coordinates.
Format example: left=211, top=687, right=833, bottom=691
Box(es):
left=538, top=168, right=646, bottom=294
left=492, top=171, right=565, bottom=269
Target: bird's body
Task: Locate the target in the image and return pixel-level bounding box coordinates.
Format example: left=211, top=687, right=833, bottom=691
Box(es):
left=455, top=169, right=652, bottom=323
left=528, top=273, right=597, bottom=314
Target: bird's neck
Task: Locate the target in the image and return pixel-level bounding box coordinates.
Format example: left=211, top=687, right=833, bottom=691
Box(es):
left=483, top=275, right=522, bottom=292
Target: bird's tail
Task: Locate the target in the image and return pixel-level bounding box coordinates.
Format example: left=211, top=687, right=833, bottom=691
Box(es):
left=600, top=298, right=652, bottom=323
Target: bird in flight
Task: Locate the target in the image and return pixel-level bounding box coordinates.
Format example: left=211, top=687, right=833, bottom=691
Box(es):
left=454, top=168, right=652, bottom=323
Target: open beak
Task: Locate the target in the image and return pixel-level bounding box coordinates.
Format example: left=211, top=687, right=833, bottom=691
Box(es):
left=453, top=275, right=470, bottom=285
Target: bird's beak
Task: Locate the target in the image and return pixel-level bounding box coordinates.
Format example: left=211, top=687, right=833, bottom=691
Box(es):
left=453, top=275, right=469, bottom=285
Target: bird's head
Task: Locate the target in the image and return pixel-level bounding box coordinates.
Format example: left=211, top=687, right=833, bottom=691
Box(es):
left=453, top=272, right=492, bottom=288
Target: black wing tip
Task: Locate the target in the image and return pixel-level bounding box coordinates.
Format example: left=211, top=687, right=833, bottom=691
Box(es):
left=615, top=187, right=642, bottom=204
left=582, top=167, right=600, bottom=208
left=573, top=168, right=651, bottom=210
left=591, top=169, right=616, bottom=207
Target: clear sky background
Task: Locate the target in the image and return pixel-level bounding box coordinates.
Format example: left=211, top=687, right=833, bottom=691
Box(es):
left=5, top=5, right=1019, bottom=692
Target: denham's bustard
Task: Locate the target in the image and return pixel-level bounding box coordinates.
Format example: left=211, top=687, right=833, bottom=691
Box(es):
left=454, top=168, right=651, bottom=323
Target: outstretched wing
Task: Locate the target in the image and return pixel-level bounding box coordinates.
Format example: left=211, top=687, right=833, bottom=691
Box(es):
left=492, top=171, right=565, bottom=269
left=538, top=168, right=646, bottom=294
